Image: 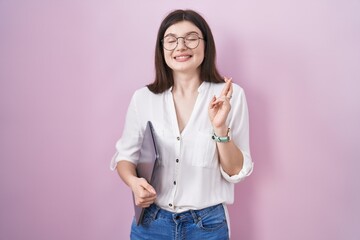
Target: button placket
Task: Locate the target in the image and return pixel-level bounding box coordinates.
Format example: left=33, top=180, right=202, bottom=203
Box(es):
left=169, top=134, right=181, bottom=210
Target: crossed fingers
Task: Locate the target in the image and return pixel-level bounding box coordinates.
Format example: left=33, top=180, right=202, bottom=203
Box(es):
left=211, top=77, right=233, bottom=106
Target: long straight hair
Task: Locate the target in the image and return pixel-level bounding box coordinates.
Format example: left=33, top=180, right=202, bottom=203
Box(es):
left=147, top=9, right=223, bottom=94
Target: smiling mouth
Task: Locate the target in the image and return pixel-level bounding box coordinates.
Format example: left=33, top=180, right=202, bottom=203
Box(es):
left=174, top=55, right=192, bottom=60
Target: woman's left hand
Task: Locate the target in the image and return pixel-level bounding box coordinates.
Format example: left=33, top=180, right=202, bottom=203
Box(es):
left=208, top=77, right=233, bottom=133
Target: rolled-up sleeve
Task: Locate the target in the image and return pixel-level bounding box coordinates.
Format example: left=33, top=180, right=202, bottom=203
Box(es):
left=110, top=92, right=142, bottom=171
left=220, top=157, right=254, bottom=183
left=220, top=86, right=254, bottom=183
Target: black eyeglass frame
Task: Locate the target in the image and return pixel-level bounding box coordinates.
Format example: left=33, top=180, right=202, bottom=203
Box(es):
left=161, top=33, right=205, bottom=51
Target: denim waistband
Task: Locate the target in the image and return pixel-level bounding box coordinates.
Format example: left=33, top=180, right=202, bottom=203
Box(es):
left=144, top=203, right=224, bottom=223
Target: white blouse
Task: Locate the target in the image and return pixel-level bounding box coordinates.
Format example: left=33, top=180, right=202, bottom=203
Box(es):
left=110, top=81, right=253, bottom=213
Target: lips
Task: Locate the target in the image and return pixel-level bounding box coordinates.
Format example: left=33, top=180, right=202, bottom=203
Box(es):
left=174, top=54, right=192, bottom=61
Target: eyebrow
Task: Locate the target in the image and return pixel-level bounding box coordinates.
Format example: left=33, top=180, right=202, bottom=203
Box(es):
left=164, top=31, right=200, bottom=38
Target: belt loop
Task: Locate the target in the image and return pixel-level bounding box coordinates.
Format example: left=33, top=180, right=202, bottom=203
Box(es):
left=190, top=210, right=200, bottom=224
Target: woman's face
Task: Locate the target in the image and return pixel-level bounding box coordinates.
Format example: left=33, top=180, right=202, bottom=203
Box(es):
left=163, top=21, right=205, bottom=76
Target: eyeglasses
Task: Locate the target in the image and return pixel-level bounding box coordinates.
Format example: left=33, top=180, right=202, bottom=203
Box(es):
left=162, top=33, right=204, bottom=51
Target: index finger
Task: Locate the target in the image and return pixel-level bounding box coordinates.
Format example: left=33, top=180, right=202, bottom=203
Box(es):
left=226, top=80, right=233, bottom=99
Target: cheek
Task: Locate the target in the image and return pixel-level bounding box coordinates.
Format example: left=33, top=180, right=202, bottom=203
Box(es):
left=195, top=50, right=205, bottom=63
left=163, top=52, right=172, bottom=66
left=195, top=45, right=205, bottom=60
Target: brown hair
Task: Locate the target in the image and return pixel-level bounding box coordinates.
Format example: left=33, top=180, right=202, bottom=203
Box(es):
left=147, top=9, right=223, bottom=94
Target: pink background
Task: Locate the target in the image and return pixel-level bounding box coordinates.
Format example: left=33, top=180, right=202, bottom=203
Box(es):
left=1, top=1, right=359, bottom=239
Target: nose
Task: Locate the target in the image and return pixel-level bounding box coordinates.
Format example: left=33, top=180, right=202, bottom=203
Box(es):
left=176, top=37, right=187, bottom=50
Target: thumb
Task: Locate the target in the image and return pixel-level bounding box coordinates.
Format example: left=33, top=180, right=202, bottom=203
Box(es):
left=208, top=95, right=216, bottom=109
left=141, top=181, right=156, bottom=195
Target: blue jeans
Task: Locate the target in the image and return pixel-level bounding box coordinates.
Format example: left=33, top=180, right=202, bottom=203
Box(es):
left=130, top=203, right=229, bottom=240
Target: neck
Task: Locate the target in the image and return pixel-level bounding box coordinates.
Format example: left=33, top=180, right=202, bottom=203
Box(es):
left=172, top=72, right=201, bottom=96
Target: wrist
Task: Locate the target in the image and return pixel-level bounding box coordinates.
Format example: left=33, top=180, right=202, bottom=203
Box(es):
left=127, top=175, right=139, bottom=189
left=213, top=126, right=228, bottom=136
left=212, top=128, right=231, bottom=143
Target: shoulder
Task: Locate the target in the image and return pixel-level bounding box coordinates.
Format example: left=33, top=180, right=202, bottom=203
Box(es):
left=132, top=86, right=165, bottom=100
left=232, top=82, right=245, bottom=96
left=133, top=86, right=154, bottom=97
left=130, top=86, right=167, bottom=112
left=129, top=86, right=167, bottom=124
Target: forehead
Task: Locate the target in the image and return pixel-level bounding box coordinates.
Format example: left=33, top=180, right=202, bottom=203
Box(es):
left=164, top=21, right=202, bottom=36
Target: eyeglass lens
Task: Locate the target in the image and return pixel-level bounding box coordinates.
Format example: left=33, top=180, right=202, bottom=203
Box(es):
left=163, top=34, right=201, bottom=51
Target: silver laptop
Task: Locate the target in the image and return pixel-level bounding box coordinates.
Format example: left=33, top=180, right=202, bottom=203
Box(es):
left=134, top=121, right=159, bottom=225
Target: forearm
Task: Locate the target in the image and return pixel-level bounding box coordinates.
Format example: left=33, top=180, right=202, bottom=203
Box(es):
left=216, top=140, right=244, bottom=176
left=214, top=127, right=244, bottom=176
left=116, top=160, right=157, bottom=207
left=116, top=160, right=138, bottom=188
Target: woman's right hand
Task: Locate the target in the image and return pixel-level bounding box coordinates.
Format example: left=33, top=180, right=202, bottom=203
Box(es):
left=116, top=161, right=157, bottom=208
left=129, top=177, right=157, bottom=208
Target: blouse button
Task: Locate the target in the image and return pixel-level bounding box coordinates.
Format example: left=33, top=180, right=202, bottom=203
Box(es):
left=173, top=181, right=176, bottom=185
left=169, top=203, right=173, bottom=207
left=176, top=136, right=180, bottom=141
left=176, top=159, right=179, bottom=163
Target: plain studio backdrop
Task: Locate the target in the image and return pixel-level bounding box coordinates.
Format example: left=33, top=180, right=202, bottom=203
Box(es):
left=0, top=1, right=359, bottom=239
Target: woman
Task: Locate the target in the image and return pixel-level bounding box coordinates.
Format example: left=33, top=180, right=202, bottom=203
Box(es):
left=111, top=9, right=253, bottom=240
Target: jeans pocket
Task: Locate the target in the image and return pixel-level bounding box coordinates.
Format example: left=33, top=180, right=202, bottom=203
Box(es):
left=196, top=206, right=227, bottom=232
left=136, top=208, right=155, bottom=227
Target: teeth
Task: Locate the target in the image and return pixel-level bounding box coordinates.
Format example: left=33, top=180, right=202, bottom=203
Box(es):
left=175, top=55, right=191, bottom=59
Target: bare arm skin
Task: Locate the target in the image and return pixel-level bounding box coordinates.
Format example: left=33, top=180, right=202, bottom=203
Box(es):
left=208, top=77, right=244, bottom=176
left=116, top=161, right=157, bottom=208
